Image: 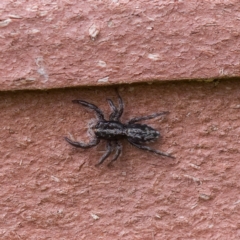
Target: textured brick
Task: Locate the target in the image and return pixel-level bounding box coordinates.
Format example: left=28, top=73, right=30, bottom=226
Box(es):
left=1, top=81, right=240, bottom=239
left=0, top=1, right=240, bottom=91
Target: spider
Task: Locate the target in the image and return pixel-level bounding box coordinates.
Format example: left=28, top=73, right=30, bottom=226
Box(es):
left=65, top=92, right=174, bottom=166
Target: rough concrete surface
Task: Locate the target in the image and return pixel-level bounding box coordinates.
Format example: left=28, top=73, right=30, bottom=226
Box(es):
left=1, top=80, right=240, bottom=239
left=1, top=1, right=240, bottom=91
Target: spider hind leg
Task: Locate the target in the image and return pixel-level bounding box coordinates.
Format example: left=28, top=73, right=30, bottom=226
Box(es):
left=128, top=140, right=174, bottom=159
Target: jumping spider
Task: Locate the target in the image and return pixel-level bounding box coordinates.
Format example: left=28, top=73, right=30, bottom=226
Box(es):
left=65, top=92, right=174, bottom=166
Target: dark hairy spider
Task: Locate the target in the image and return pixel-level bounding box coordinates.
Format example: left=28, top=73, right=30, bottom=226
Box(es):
left=65, top=92, right=174, bottom=166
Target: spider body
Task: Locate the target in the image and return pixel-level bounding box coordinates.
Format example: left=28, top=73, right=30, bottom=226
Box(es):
left=94, top=122, right=159, bottom=143
left=65, top=92, right=174, bottom=166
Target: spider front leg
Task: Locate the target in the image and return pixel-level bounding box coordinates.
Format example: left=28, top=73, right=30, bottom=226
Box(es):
left=127, top=111, right=169, bottom=124
left=115, top=91, right=124, bottom=121
left=65, top=137, right=100, bottom=148
left=107, top=91, right=124, bottom=121
left=107, top=99, right=119, bottom=121
left=128, top=140, right=174, bottom=159
left=72, top=100, right=105, bottom=121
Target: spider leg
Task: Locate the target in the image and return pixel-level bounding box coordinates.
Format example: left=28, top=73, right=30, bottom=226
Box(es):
left=65, top=137, right=100, bottom=148
left=115, top=91, right=124, bottom=121
left=128, top=140, right=175, bottom=159
left=72, top=100, right=105, bottom=121
left=107, top=141, right=122, bottom=166
left=127, top=111, right=169, bottom=124
left=107, top=99, right=119, bottom=121
left=95, top=141, right=114, bottom=166
left=107, top=91, right=124, bottom=121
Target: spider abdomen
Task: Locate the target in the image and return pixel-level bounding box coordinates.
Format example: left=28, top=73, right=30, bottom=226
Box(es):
left=126, top=124, right=160, bottom=143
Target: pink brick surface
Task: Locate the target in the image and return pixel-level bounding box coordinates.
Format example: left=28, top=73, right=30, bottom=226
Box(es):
left=1, top=1, right=240, bottom=239
left=0, top=1, right=240, bottom=91
left=1, top=81, right=240, bottom=239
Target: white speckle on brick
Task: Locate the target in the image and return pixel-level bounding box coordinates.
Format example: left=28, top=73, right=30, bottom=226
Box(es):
left=233, top=105, right=240, bottom=109
left=148, top=53, right=160, bottom=61
left=97, top=60, right=107, bottom=67
left=199, top=193, right=211, bottom=200
left=189, top=163, right=200, bottom=169
left=35, top=57, right=49, bottom=82
left=146, top=26, right=153, bottom=30
left=89, top=24, right=100, bottom=40
left=0, top=19, right=12, bottom=27
left=219, top=68, right=226, bottom=75
left=97, top=77, right=109, bottom=83
left=9, top=15, right=22, bottom=19
left=90, top=213, right=100, bottom=220
left=31, top=29, right=40, bottom=34
left=183, top=174, right=201, bottom=184
left=233, top=199, right=240, bottom=205
left=39, top=11, right=48, bottom=17
left=51, top=175, right=60, bottom=182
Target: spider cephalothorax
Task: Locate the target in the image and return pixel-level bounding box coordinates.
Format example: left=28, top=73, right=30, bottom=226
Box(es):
left=65, top=92, right=174, bottom=166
